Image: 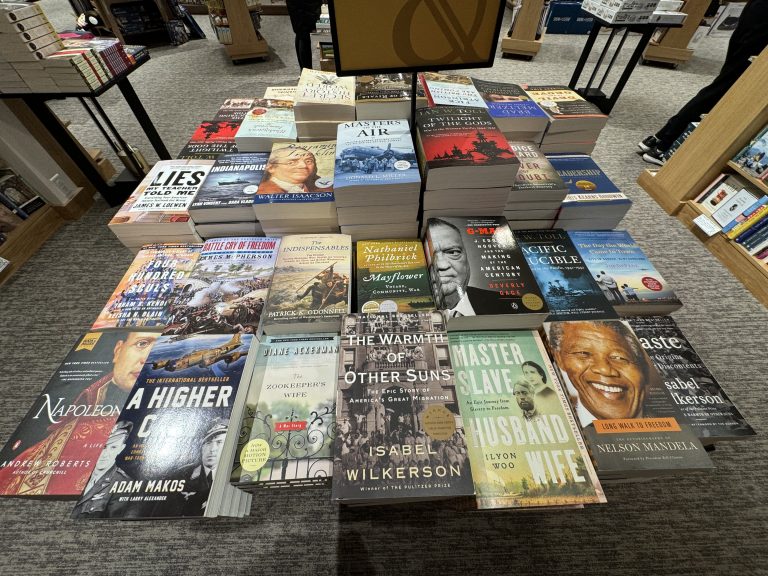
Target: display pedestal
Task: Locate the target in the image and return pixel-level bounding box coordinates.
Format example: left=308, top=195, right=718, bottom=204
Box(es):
left=637, top=47, right=768, bottom=306
left=221, top=0, right=269, bottom=62
left=643, top=0, right=709, bottom=66
left=501, top=0, right=545, bottom=60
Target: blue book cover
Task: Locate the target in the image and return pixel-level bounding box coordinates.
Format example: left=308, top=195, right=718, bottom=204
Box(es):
left=548, top=155, right=630, bottom=206
left=732, top=124, right=768, bottom=179
left=721, top=195, right=768, bottom=234
left=471, top=78, right=549, bottom=119
left=254, top=142, right=336, bottom=205
left=191, top=153, right=268, bottom=210
left=516, top=229, right=618, bottom=322
left=334, top=120, right=420, bottom=189
left=569, top=230, right=681, bottom=313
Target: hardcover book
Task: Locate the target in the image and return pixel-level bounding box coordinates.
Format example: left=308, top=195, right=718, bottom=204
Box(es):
left=214, top=98, right=256, bottom=122
left=294, top=69, right=355, bottom=122
left=423, top=217, right=549, bottom=330
left=569, top=230, right=682, bottom=315
left=262, top=234, right=352, bottom=334
left=334, top=119, right=420, bottom=191
left=231, top=334, right=338, bottom=488
left=255, top=141, right=336, bottom=206
left=354, top=74, right=411, bottom=120
left=163, top=237, right=280, bottom=337
left=522, top=85, right=607, bottom=122
left=0, top=331, right=159, bottom=497
left=263, top=86, right=297, bottom=101
left=516, top=229, right=618, bottom=321
left=470, top=78, right=549, bottom=137
left=626, top=316, right=756, bottom=443
left=92, top=243, right=202, bottom=330
left=420, top=72, right=487, bottom=108
left=189, top=152, right=268, bottom=221
left=332, top=311, right=475, bottom=504
left=508, top=143, right=567, bottom=197
left=449, top=330, right=605, bottom=509
left=72, top=333, right=255, bottom=519
left=356, top=239, right=434, bottom=313
left=544, top=320, right=713, bottom=478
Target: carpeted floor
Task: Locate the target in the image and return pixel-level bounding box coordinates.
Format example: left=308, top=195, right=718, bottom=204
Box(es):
left=0, top=5, right=766, bottom=576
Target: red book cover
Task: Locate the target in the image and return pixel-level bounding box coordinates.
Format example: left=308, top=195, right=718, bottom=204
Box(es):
left=189, top=120, right=241, bottom=143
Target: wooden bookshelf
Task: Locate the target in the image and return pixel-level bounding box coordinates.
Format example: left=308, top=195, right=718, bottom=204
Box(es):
left=220, top=0, right=269, bottom=63
left=637, top=46, right=768, bottom=306
left=501, top=0, right=545, bottom=60
left=0, top=206, right=64, bottom=286
left=727, top=160, right=768, bottom=195
left=642, top=0, right=709, bottom=67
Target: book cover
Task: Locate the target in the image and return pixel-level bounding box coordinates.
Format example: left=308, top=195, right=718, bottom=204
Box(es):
left=471, top=78, right=548, bottom=120
left=255, top=141, right=336, bottom=203
left=516, top=229, right=618, bottom=321
left=626, top=316, right=756, bottom=442
left=163, top=237, right=280, bottom=337
left=0, top=331, right=159, bottom=497
left=189, top=120, right=241, bottom=143
left=263, top=86, right=297, bottom=101
left=231, top=334, right=338, bottom=488
left=732, top=124, right=768, bottom=180
left=72, top=333, right=253, bottom=519
left=190, top=153, right=268, bottom=211
left=355, top=74, right=411, bottom=102
left=420, top=72, right=487, bottom=108
left=568, top=230, right=681, bottom=310
left=523, top=85, right=606, bottom=119
left=177, top=140, right=239, bottom=160
left=214, top=98, right=255, bottom=122
left=334, top=120, right=420, bottom=189
left=93, top=244, right=202, bottom=330
left=423, top=217, right=548, bottom=318
left=509, top=143, right=566, bottom=192
left=548, top=155, right=628, bottom=205
left=0, top=169, right=45, bottom=215
left=332, top=311, right=475, bottom=503
left=449, top=330, right=605, bottom=509
left=263, top=234, right=352, bottom=327
left=416, top=107, right=516, bottom=170
left=544, top=320, right=713, bottom=476
left=295, top=69, right=355, bottom=107
left=356, top=239, right=434, bottom=313
left=235, top=99, right=297, bottom=141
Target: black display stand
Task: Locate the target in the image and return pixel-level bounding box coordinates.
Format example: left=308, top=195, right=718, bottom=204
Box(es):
left=568, top=16, right=684, bottom=114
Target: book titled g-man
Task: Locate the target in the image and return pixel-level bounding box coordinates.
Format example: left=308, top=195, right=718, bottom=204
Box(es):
left=72, top=333, right=255, bottom=519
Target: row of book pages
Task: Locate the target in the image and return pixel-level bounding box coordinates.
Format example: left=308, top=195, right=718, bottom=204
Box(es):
left=109, top=70, right=627, bottom=249
left=0, top=224, right=754, bottom=518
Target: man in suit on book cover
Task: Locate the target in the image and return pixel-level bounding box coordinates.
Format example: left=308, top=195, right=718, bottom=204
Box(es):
left=258, top=147, right=333, bottom=194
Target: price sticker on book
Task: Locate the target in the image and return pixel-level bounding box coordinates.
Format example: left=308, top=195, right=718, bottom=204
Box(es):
left=693, top=214, right=721, bottom=237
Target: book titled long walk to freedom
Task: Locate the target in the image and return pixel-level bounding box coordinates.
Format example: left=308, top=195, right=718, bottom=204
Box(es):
left=231, top=334, right=338, bottom=489
left=72, top=333, right=255, bottom=519
left=626, top=316, right=756, bottom=443
left=92, top=243, right=202, bottom=330
left=0, top=331, right=159, bottom=497
left=449, top=330, right=605, bottom=509
left=544, top=320, right=713, bottom=478
left=332, top=311, right=475, bottom=504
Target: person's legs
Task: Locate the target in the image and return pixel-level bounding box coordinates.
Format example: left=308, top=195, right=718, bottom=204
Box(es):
left=296, top=29, right=313, bottom=71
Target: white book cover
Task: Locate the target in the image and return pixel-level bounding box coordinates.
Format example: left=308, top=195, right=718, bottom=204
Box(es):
left=236, top=99, right=297, bottom=140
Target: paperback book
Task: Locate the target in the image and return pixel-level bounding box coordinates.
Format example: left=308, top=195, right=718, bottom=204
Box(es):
left=470, top=78, right=549, bottom=140
left=356, top=239, right=434, bottom=313
left=178, top=120, right=240, bottom=159
left=255, top=141, right=336, bottom=206
left=420, top=72, right=487, bottom=108
left=72, top=333, right=255, bottom=519
left=0, top=331, right=159, bottom=497
left=449, top=330, right=605, bottom=509
left=234, top=99, right=297, bottom=152
left=732, top=124, right=768, bottom=180
left=231, top=334, right=338, bottom=488
left=508, top=143, right=568, bottom=200
left=333, top=311, right=475, bottom=504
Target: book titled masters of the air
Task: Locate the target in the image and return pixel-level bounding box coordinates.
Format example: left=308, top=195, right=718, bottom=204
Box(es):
left=449, top=330, right=605, bottom=509
left=0, top=331, right=159, bottom=497
left=231, top=334, right=338, bottom=488
left=332, top=311, right=475, bottom=504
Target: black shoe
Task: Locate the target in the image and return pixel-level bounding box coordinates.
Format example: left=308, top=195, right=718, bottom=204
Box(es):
left=637, top=135, right=661, bottom=154
left=642, top=147, right=666, bottom=166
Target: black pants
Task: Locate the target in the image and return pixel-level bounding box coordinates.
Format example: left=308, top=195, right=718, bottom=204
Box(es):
left=655, top=0, right=768, bottom=150
left=295, top=30, right=312, bottom=71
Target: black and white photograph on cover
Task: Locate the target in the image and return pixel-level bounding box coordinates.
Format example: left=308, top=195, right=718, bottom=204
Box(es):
left=336, top=144, right=417, bottom=174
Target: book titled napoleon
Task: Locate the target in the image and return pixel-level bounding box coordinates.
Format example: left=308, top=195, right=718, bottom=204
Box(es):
left=0, top=331, right=158, bottom=498
left=72, top=333, right=255, bottom=519
left=333, top=311, right=475, bottom=504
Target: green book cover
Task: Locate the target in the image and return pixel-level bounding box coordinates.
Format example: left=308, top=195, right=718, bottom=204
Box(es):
left=356, top=239, right=434, bottom=313
left=449, top=330, right=605, bottom=509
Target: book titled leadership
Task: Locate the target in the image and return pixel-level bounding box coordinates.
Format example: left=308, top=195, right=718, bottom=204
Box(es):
left=0, top=331, right=158, bottom=498
left=332, top=311, right=475, bottom=504
left=72, top=333, right=255, bottom=519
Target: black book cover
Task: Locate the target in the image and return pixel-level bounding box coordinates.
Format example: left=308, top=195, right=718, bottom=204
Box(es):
left=190, top=153, right=268, bottom=210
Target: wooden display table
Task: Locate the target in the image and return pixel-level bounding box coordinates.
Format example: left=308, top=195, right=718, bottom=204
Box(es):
left=501, top=0, right=545, bottom=60
left=643, top=0, right=709, bottom=67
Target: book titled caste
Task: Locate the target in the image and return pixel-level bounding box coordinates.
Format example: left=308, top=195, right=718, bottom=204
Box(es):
left=72, top=333, right=255, bottom=519
left=0, top=331, right=159, bottom=497
left=449, top=330, right=605, bottom=509
left=332, top=311, right=475, bottom=504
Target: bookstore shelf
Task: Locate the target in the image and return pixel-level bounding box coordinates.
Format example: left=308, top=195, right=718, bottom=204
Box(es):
left=727, top=160, right=768, bottom=195
left=501, top=0, right=545, bottom=59
left=642, top=0, right=709, bottom=66
left=0, top=206, right=64, bottom=285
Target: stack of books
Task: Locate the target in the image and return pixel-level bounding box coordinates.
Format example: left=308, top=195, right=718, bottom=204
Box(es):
left=549, top=154, right=631, bottom=229
left=354, top=74, right=413, bottom=121
left=506, top=142, right=568, bottom=229
left=416, top=106, right=520, bottom=224
left=108, top=160, right=212, bottom=250
left=61, top=38, right=132, bottom=77
left=254, top=141, right=339, bottom=235
left=471, top=78, right=550, bottom=143
left=334, top=119, right=421, bottom=241
left=234, top=98, right=297, bottom=152
left=581, top=0, right=659, bottom=23
left=178, top=120, right=240, bottom=160
left=523, top=85, right=608, bottom=155
left=294, top=68, right=355, bottom=142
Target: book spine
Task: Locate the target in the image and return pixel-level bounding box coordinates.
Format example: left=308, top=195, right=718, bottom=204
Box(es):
left=0, top=191, right=29, bottom=219
left=740, top=220, right=768, bottom=249
left=747, top=236, right=768, bottom=256
left=721, top=195, right=768, bottom=233
left=727, top=205, right=768, bottom=239
left=4, top=3, right=43, bottom=22
left=755, top=245, right=768, bottom=259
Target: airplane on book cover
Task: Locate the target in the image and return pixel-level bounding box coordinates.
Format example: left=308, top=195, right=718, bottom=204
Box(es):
left=151, top=334, right=247, bottom=372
